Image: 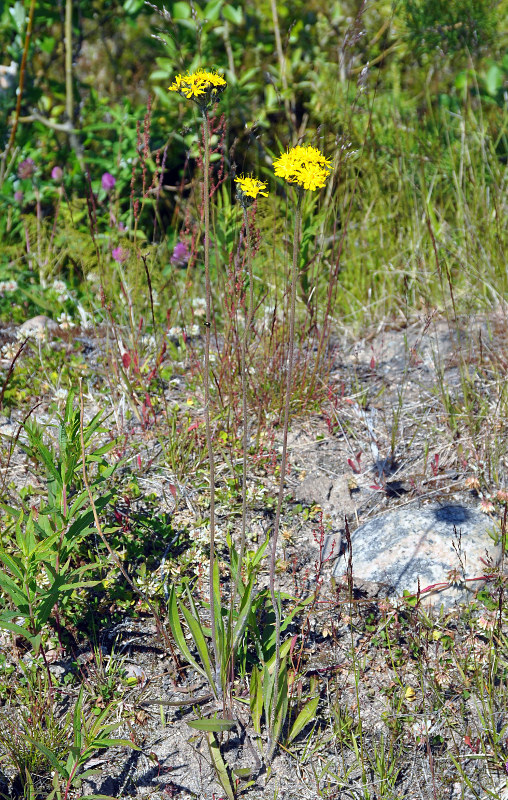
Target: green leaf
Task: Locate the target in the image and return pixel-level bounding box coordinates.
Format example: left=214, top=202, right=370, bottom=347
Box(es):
left=9, top=1, right=26, bottom=33
left=23, top=770, right=36, bottom=800
left=207, top=732, right=235, bottom=800
left=22, top=423, right=61, bottom=486
left=232, top=571, right=256, bottom=651
left=186, top=717, right=236, bottom=732
left=222, top=4, right=242, bottom=25
left=172, top=1, right=191, bottom=19
left=29, top=739, right=68, bottom=779
left=80, top=795, right=124, bottom=799
left=167, top=587, right=208, bottom=683
left=72, top=686, right=84, bottom=751
left=39, top=35, right=56, bottom=54
left=232, top=766, right=254, bottom=780
left=263, top=662, right=276, bottom=727
left=0, top=549, right=24, bottom=581
left=485, top=64, right=503, bottom=96
left=203, top=0, right=223, bottom=22
left=270, top=658, right=289, bottom=752
left=65, top=745, right=81, bottom=775
left=250, top=536, right=269, bottom=568
left=179, top=599, right=216, bottom=690
left=151, top=69, right=172, bottom=80
left=0, top=571, right=28, bottom=609
left=238, top=67, right=259, bottom=86
left=287, top=696, right=319, bottom=744
left=89, top=738, right=141, bottom=750
left=123, top=0, right=144, bottom=13
left=264, top=637, right=293, bottom=673
left=67, top=493, right=112, bottom=542
left=210, top=559, right=225, bottom=657
left=262, top=596, right=312, bottom=657
left=0, top=617, right=33, bottom=640
left=249, top=666, right=263, bottom=735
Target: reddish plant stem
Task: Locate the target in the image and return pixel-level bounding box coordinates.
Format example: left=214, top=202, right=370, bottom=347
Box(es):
left=267, top=186, right=303, bottom=760
left=201, top=108, right=221, bottom=696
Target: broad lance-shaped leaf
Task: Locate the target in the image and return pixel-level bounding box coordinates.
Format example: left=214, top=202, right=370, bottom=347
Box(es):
left=22, top=423, right=62, bottom=488
left=88, top=737, right=140, bottom=749
left=211, top=559, right=225, bottom=656
left=267, top=657, right=289, bottom=760
left=73, top=688, right=84, bottom=751
left=287, top=695, right=320, bottom=744
left=222, top=3, right=243, bottom=26
left=232, top=570, right=257, bottom=651
left=206, top=731, right=235, bottom=800
left=264, top=637, right=293, bottom=673
left=263, top=660, right=276, bottom=729
left=167, top=587, right=211, bottom=686
left=232, top=766, right=255, bottom=781
left=0, top=548, right=24, bottom=581
left=79, top=795, right=122, bottom=799
left=179, top=599, right=216, bottom=690
left=186, top=717, right=236, bottom=732
left=29, top=739, right=69, bottom=779
left=0, top=570, right=29, bottom=609
left=67, top=493, right=112, bottom=539
left=184, top=580, right=224, bottom=673
left=262, top=593, right=313, bottom=655
left=0, top=616, right=40, bottom=649
left=249, top=666, right=263, bottom=735
left=249, top=535, right=269, bottom=568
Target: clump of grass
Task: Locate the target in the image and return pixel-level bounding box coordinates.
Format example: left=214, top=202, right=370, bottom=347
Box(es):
left=0, top=667, right=70, bottom=798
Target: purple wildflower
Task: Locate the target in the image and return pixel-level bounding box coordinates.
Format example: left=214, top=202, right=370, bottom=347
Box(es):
left=171, top=240, right=189, bottom=267
left=51, top=166, right=63, bottom=181
left=101, top=172, right=116, bottom=191
left=14, top=191, right=23, bottom=203
left=112, top=246, right=128, bottom=263
left=18, top=158, right=36, bottom=180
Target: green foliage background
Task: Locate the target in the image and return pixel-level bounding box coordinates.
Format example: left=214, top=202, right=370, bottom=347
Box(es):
left=0, top=0, right=507, bottom=327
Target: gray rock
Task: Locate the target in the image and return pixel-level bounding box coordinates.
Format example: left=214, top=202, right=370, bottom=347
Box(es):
left=296, top=473, right=348, bottom=561
left=48, top=660, right=70, bottom=679
left=16, top=315, right=59, bottom=340
left=297, top=472, right=359, bottom=522
left=332, top=503, right=501, bottom=610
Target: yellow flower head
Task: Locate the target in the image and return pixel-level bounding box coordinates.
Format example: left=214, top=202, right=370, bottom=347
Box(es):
left=272, top=144, right=331, bottom=191
left=234, top=174, right=269, bottom=204
left=169, top=69, right=227, bottom=108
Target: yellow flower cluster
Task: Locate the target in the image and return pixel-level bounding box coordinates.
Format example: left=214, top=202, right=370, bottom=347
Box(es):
left=234, top=174, right=269, bottom=202
left=272, top=144, right=331, bottom=191
left=169, top=69, right=227, bottom=106
left=168, top=72, right=332, bottom=194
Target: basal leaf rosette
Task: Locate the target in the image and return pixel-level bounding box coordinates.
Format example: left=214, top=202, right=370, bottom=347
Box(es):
left=169, top=69, right=227, bottom=109
left=272, top=144, right=331, bottom=191
left=234, top=174, right=269, bottom=207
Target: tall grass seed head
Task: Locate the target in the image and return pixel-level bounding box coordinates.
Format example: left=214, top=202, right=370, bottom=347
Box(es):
left=273, top=144, right=331, bottom=191
left=169, top=69, right=226, bottom=109
left=234, top=174, right=269, bottom=206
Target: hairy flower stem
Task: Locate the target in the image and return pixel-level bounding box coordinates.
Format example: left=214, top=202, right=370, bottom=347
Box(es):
left=231, top=207, right=254, bottom=613
left=65, top=0, right=73, bottom=126
left=201, top=108, right=221, bottom=696
left=267, top=187, right=303, bottom=760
